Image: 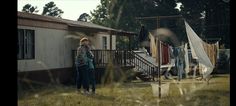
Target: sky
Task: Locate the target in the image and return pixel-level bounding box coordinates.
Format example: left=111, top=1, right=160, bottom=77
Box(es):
left=18, top=0, right=181, bottom=21
left=17, top=0, right=100, bottom=20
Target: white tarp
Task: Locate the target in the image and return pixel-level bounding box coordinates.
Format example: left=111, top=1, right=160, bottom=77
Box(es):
left=189, top=38, right=198, bottom=59
left=184, top=21, right=214, bottom=78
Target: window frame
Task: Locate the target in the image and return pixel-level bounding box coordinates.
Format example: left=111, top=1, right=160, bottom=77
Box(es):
left=17, top=28, right=35, bottom=60
left=102, top=36, right=107, bottom=50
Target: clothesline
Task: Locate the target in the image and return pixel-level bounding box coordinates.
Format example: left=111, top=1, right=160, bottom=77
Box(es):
left=147, top=21, right=218, bottom=79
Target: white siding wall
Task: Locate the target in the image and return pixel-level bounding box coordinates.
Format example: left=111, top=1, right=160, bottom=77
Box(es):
left=94, top=32, right=116, bottom=50
left=18, top=26, right=75, bottom=72
left=18, top=26, right=117, bottom=72
left=68, top=32, right=116, bottom=50
left=112, top=35, right=116, bottom=50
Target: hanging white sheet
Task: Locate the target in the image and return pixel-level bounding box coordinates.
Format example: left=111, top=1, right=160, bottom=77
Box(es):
left=184, top=21, right=214, bottom=78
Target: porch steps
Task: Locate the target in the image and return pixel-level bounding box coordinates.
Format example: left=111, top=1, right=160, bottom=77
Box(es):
left=131, top=50, right=174, bottom=82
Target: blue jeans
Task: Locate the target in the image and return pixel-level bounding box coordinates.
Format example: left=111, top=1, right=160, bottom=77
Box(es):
left=76, top=65, right=89, bottom=91
left=89, top=69, right=96, bottom=92
left=175, top=57, right=183, bottom=81
left=178, top=62, right=183, bottom=80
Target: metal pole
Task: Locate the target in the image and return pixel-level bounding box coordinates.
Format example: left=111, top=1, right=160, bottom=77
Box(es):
left=157, top=16, right=161, bottom=98
left=158, top=39, right=161, bottom=98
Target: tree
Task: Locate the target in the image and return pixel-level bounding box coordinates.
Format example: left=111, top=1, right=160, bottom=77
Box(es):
left=92, top=0, right=180, bottom=30
left=91, top=0, right=181, bottom=49
left=90, top=0, right=111, bottom=26
left=204, top=0, right=230, bottom=48
left=22, top=4, right=39, bottom=13
left=77, top=13, right=91, bottom=22
left=42, top=1, right=64, bottom=18
left=178, top=0, right=230, bottom=48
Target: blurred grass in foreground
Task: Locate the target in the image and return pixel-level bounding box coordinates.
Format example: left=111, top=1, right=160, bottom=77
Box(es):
left=18, top=74, right=229, bottom=106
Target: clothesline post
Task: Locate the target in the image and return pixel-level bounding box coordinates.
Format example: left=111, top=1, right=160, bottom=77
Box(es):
left=157, top=39, right=161, bottom=98
left=136, top=15, right=183, bottom=99
left=156, top=16, right=162, bottom=98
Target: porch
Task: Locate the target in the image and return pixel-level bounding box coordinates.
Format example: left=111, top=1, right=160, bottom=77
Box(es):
left=72, top=50, right=135, bottom=68
left=72, top=49, right=159, bottom=82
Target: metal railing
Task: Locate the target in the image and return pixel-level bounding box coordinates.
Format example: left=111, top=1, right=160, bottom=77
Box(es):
left=130, top=51, right=157, bottom=80
left=72, top=49, right=158, bottom=80
left=72, top=50, right=135, bottom=68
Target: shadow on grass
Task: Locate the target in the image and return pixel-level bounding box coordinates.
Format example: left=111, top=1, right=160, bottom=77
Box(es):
left=86, top=94, right=115, bottom=101
left=195, top=89, right=230, bottom=97
left=159, top=89, right=229, bottom=106
left=18, top=84, right=74, bottom=100
left=212, top=74, right=230, bottom=78
left=121, top=82, right=150, bottom=88
left=185, top=90, right=229, bottom=106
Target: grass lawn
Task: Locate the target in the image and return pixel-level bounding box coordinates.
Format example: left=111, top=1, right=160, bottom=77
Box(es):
left=18, top=74, right=229, bottom=106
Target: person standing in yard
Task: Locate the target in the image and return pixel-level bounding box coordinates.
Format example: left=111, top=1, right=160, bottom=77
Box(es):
left=173, top=44, right=185, bottom=81
left=75, top=37, right=90, bottom=94
left=87, top=40, right=96, bottom=94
